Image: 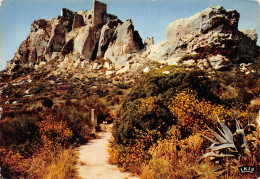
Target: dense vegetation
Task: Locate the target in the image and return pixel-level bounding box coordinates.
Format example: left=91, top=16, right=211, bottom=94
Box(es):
left=0, top=96, right=109, bottom=178
left=108, top=65, right=260, bottom=178
left=1, top=60, right=260, bottom=178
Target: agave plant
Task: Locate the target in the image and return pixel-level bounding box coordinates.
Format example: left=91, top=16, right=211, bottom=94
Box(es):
left=201, top=117, right=256, bottom=161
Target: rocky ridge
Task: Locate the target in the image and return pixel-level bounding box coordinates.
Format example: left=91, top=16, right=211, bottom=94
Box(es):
left=3, top=3, right=260, bottom=74
left=6, top=0, right=144, bottom=75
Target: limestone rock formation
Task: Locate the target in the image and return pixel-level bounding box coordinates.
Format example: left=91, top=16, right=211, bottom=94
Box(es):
left=104, top=19, right=144, bottom=68
left=146, top=6, right=259, bottom=70
left=6, top=0, right=143, bottom=73
left=5, top=3, right=259, bottom=73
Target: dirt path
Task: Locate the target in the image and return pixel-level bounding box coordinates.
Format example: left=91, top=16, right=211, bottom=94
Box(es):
left=76, top=125, right=139, bottom=179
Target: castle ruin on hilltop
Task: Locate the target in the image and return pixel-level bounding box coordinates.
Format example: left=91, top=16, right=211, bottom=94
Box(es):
left=60, top=0, right=107, bottom=26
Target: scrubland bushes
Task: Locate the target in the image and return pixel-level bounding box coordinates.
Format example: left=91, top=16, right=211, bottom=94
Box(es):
left=0, top=97, right=108, bottom=178
left=108, top=68, right=260, bottom=178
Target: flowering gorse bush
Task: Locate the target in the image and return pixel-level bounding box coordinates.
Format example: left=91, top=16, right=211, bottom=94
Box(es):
left=168, top=91, right=253, bottom=136
left=109, top=89, right=256, bottom=177
left=38, top=115, right=73, bottom=150
left=108, top=128, right=157, bottom=174
left=0, top=149, right=30, bottom=178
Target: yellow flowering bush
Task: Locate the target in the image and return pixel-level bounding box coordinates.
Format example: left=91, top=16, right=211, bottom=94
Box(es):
left=168, top=91, right=253, bottom=135
left=108, top=128, right=156, bottom=174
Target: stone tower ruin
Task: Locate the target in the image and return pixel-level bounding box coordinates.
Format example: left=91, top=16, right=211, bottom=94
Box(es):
left=93, top=0, right=107, bottom=26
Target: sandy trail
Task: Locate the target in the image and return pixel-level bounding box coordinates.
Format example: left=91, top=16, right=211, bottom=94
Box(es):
left=77, top=125, right=139, bottom=179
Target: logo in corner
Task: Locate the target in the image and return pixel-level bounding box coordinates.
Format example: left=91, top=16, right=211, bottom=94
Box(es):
left=239, top=166, right=255, bottom=174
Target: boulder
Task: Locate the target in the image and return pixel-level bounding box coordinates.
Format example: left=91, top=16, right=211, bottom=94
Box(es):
left=208, top=54, right=231, bottom=70
left=143, top=67, right=150, bottom=73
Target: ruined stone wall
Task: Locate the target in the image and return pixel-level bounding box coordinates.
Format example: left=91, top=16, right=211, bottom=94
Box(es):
left=93, top=0, right=107, bottom=26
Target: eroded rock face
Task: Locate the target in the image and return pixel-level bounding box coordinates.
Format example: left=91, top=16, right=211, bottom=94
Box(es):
left=5, top=4, right=259, bottom=74
left=10, top=19, right=52, bottom=70
left=97, top=19, right=122, bottom=59
left=239, top=29, right=259, bottom=61
left=104, top=19, right=144, bottom=68
left=74, top=25, right=99, bottom=60
left=6, top=1, right=144, bottom=73
left=146, top=6, right=259, bottom=70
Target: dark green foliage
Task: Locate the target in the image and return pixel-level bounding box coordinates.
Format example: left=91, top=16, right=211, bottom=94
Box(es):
left=124, top=70, right=221, bottom=106
left=51, top=103, right=92, bottom=144
left=114, top=67, right=259, bottom=150
left=114, top=97, right=174, bottom=145
left=0, top=116, right=39, bottom=151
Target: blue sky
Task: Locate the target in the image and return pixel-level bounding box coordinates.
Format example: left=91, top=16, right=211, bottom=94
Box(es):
left=0, top=0, right=259, bottom=70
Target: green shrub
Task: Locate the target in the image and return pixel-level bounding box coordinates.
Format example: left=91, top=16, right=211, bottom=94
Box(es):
left=114, top=97, right=173, bottom=145
left=124, top=70, right=222, bottom=107
left=0, top=116, right=39, bottom=149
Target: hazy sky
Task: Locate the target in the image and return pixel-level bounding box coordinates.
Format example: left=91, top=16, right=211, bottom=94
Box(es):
left=0, top=0, right=259, bottom=70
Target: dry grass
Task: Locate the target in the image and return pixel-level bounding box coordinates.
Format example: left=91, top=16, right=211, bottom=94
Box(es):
left=141, top=128, right=206, bottom=179
left=28, top=148, right=79, bottom=179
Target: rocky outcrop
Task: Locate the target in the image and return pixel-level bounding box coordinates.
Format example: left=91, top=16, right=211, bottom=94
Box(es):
left=239, top=29, right=259, bottom=61
left=5, top=4, right=259, bottom=73
left=6, top=0, right=143, bottom=73
left=146, top=6, right=259, bottom=70
left=97, top=19, right=122, bottom=59
left=104, top=19, right=144, bottom=68
left=73, top=24, right=99, bottom=60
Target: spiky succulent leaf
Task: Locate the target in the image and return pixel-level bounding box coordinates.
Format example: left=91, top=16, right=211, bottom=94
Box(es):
left=201, top=118, right=254, bottom=163
left=202, top=151, right=234, bottom=158
left=202, top=135, right=218, bottom=144
left=235, top=119, right=243, bottom=130
left=198, top=151, right=234, bottom=163
left=207, top=125, right=227, bottom=143
left=209, top=143, right=236, bottom=151
left=217, top=117, right=233, bottom=143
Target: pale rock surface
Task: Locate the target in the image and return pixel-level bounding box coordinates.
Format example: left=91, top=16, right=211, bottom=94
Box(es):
left=106, top=71, right=114, bottom=76
left=146, top=6, right=259, bottom=70
left=74, top=25, right=99, bottom=60
left=104, top=61, right=113, bottom=70
left=143, top=67, right=150, bottom=73
left=208, top=54, right=231, bottom=70
left=97, top=20, right=122, bottom=59
left=241, top=29, right=258, bottom=42
left=5, top=4, right=259, bottom=74
left=104, top=19, right=143, bottom=68
left=116, top=65, right=130, bottom=74
left=6, top=2, right=143, bottom=73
